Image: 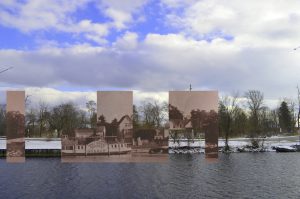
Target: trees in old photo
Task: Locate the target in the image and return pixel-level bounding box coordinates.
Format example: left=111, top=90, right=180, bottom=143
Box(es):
left=86, top=100, right=97, bottom=128
left=0, top=89, right=298, bottom=140
left=137, top=100, right=168, bottom=128
left=6, top=111, right=25, bottom=139
left=24, top=102, right=89, bottom=137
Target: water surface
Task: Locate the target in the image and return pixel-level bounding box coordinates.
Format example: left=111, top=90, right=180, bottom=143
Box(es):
left=0, top=153, right=299, bottom=199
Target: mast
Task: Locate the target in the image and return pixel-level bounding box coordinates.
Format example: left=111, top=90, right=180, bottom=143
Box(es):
left=0, top=67, right=13, bottom=74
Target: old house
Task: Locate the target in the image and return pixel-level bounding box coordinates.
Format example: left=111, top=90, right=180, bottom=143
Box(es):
left=75, top=129, right=94, bottom=139
left=96, top=126, right=106, bottom=139
left=118, top=115, right=132, bottom=144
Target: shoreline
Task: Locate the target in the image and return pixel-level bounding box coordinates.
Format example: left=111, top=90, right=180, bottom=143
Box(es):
left=0, top=136, right=299, bottom=157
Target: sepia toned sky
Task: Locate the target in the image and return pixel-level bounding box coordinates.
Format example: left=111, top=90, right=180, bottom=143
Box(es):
left=169, top=91, right=218, bottom=117
left=6, top=91, right=25, bottom=114
left=0, top=1, right=300, bottom=107
left=97, top=91, right=133, bottom=122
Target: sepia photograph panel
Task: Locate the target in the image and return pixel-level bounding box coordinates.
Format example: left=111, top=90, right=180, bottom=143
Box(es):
left=131, top=99, right=169, bottom=162
left=6, top=91, right=25, bottom=163
left=61, top=91, right=134, bottom=162
left=169, top=91, right=219, bottom=160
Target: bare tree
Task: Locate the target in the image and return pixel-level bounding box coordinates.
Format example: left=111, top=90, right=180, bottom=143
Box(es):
left=153, top=101, right=168, bottom=127
left=37, top=102, right=49, bottom=137
left=219, top=93, right=240, bottom=151
left=139, top=101, right=155, bottom=127
left=132, top=105, right=140, bottom=128
left=297, top=86, right=300, bottom=132
left=78, top=110, right=88, bottom=128
left=139, top=100, right=167, bottom=128
left=288, top=99, right=297, bottom=133
left=270, top=109, right=280, bottom=134
left=25, top=94, right=32, bottom=107
left=245, top=90, right=264, bottom=148
left=86, top=100, right=96, bottom=128
left=49, top=102, right=81, bottom=137
left=25, top=108, right=36, bottom=137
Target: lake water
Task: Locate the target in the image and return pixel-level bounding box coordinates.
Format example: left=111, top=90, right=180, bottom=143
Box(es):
left=0, top=153, right=299, bottom=199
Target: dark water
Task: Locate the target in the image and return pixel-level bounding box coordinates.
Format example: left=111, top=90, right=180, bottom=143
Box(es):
left=0, top=153, right=300, bottom=199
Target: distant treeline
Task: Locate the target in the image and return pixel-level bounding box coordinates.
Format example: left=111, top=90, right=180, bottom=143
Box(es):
left=219, top=90, right=299, bottom=150
left=0, top=90, right=298, bottom=140
left=0, top=99, right=169, bottom=138
left=219, top=90, right=298, bottom=138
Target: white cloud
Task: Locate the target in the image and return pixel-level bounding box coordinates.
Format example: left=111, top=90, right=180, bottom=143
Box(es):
left=1, top=32, right=300, bottom=103
left=0, top=87, right=168, bottom=110
left=0, top=0, right=88, bottom=31
left=25, top=87, right=96, bottom=110
left=0, top=0, right=110, bottom=44
left=1, top=0, right=300, bottom=106
left=134, top=90, right=168, bottom=106
left=98, top=0, right=148, bottom=30
left=0, top=0, right=150, bottom=44
left=114, top=31, right=138, bottom=50
left=164, top=0, right=300, bottom=48
left=105, top=8, right=132, bottom=30
left=160, top=0, right=196, bottom=8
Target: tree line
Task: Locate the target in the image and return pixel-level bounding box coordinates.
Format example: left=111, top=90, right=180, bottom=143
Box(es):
left=219, top=90, right=298, bottom=150
left=0, top=99, right=168, bottom=137
left=0, top=100, right=96, bottom=137
left=0, top=90, right=298, bottom=142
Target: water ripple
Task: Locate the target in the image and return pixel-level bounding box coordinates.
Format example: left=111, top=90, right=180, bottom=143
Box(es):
left=0, top=153, right=300, bottom=199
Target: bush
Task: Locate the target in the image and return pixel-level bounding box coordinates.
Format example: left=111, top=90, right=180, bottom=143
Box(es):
left=251, top=139, right=260, bottom=149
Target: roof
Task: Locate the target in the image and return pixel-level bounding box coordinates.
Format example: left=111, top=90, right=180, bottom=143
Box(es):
left=184, top=119, right=192, bottom=128
left=118, top=115, right=132, bottom=124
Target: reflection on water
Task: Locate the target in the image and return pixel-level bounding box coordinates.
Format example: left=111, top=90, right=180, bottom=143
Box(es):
left=62, top=153, right=169, bottom=163
left=0, top=153, right=300, bottom=199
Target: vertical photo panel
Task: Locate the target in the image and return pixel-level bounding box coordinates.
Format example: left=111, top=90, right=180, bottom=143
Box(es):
left=97, top=91, right=133, bottom=162
left=132, top=100, right=169, bottom=163
left=61, top=91, right=133, bottom=162
left=61, top=91, right=169, bottom=162
left=169, top=91, right=218, bottom=159
left=6, top=91, right=25, bottom=163
left=0, top=93, right=4, bottom=158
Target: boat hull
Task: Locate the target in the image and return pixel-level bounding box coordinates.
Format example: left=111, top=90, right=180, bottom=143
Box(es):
left=62, top=150, right=131, bottom=156
left=275, top=147, right=296, bottom=152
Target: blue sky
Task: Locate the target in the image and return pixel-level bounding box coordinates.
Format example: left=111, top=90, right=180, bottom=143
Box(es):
left=0, top=0, right=191, bottom=50
left=1, top=0, right=300, bottom=107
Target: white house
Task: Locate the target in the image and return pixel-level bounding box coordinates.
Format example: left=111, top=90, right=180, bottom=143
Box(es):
left=118, top=115, right=132, bottom=143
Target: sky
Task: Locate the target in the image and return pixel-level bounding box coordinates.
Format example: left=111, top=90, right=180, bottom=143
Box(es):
left=0, top=0, right=300, bottom=108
